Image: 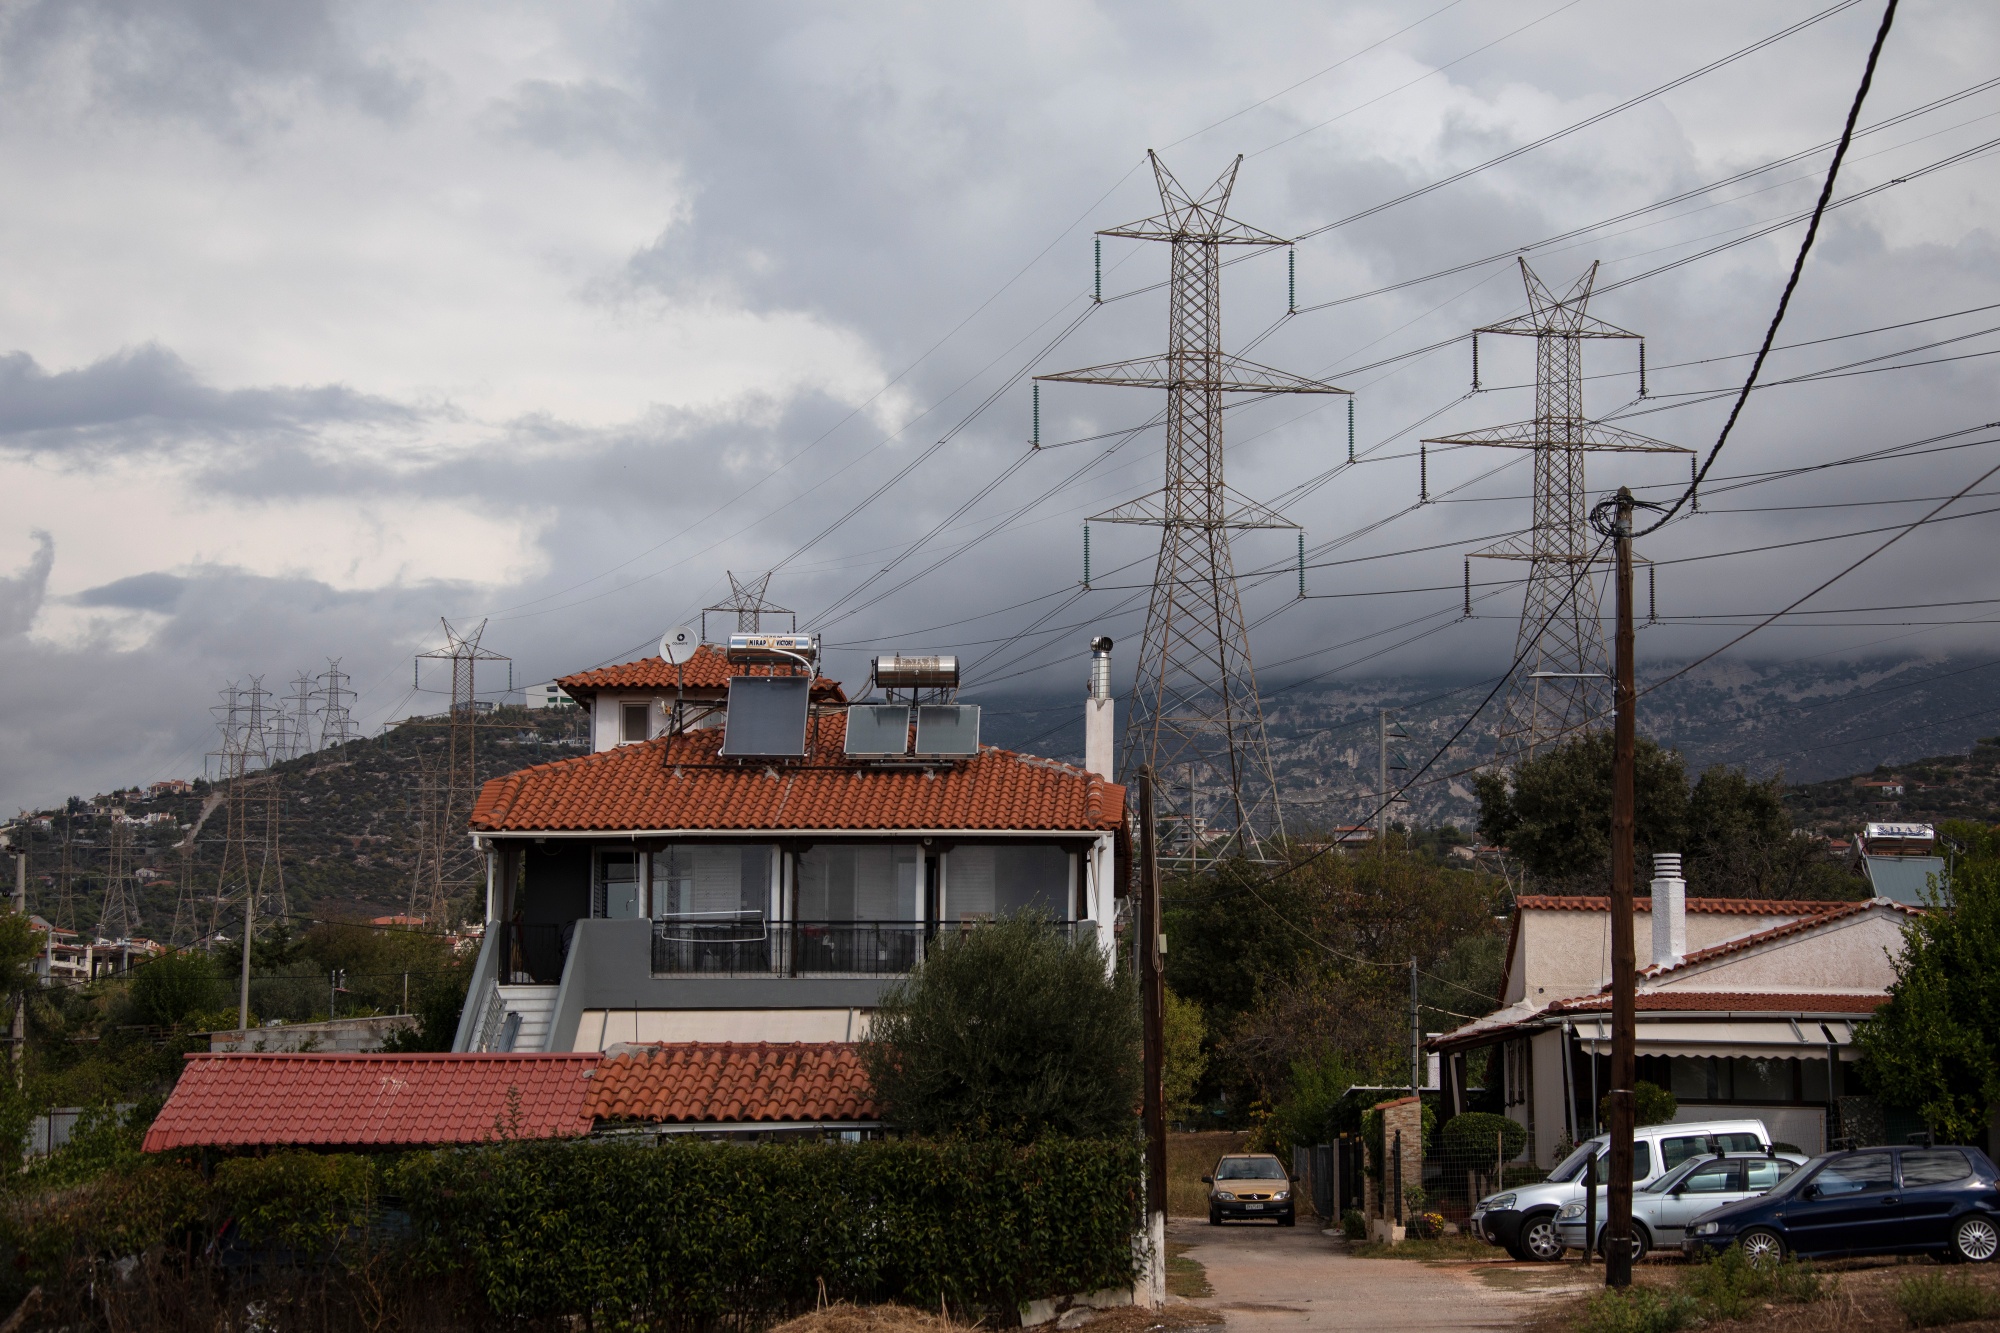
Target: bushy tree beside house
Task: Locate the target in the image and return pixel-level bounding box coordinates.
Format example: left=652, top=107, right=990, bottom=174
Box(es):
left=1857, top=822, right=2000, bottom=1142
left=861, top=913, right=1140, bottom=1142
left=1475, top=732, right=1859, bottom=898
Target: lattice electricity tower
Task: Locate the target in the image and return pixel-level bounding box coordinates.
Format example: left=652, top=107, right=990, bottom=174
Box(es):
left=411, top=620, right=508, bottom=924
left=1425, top=259, right=1686, bottom=765
left=703, top=570, right=795, bottom=640
left=204, top=679, right=287, bottom=947
left=1038, top=153, right=1349, bottom=861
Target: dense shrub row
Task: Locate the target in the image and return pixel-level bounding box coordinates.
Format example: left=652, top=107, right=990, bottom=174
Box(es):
left=0, top=1137, right=1141, bottom=1330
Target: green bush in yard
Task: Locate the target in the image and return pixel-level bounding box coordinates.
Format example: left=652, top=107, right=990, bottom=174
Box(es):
left=1440, top=1111, right=1526, bottom=1165
left=215, top=1152, right=375, bottom=1254
left=1897, top=1271, right=2000, bottom=1328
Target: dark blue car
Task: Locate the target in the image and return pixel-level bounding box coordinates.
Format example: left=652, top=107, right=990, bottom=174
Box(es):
left=1682, top=1145, right=2000, bottom=1264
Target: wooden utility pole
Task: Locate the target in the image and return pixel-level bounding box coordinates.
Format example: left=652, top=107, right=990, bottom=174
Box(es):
left=1136, top=767, right=1167, bottom=1305
left=1605, top=486, right=1638, bottom=1288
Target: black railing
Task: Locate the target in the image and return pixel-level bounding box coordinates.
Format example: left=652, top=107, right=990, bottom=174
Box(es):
left=511, top=923, right=570, bottom=984
left=649, top=918, right=1074, bottom=977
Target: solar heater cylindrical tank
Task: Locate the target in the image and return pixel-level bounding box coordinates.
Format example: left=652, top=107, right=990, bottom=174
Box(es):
left=872, top=655, right=959, bottom=691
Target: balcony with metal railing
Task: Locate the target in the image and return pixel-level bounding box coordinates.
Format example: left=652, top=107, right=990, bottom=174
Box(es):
left=649, top=915, right=1072, bottom=977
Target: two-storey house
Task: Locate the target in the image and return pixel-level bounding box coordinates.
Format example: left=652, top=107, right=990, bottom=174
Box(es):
left=452, top=639, right=1125, bottom=1055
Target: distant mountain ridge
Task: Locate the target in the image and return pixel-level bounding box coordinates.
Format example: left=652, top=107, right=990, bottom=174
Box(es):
left=974, top=652, right=2000, bottom=831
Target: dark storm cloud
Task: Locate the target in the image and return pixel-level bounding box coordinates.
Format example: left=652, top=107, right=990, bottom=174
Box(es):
left=0, top=344, right=413, bottom=444
left=72, top=571, right=185, bottom=611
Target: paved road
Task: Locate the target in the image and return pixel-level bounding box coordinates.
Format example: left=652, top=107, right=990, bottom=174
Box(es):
left=1169, top=1219, right=1596, bottom=1333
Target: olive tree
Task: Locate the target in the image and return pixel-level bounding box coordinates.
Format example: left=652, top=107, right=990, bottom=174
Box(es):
left=862, top=914, right=1140, bottom=1142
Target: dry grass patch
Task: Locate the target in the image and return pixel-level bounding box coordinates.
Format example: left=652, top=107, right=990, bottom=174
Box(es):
left=1166, top=1132, right=1248, bottom=1218
left=1524, top=1255, right=2000, bottom=1333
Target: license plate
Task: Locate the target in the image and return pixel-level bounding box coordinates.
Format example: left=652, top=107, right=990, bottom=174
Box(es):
left=1245, top=1203, right=1264, bottom=1211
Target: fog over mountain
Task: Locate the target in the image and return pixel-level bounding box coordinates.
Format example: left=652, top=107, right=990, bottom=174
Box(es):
left=2, top=1, right=1996, bottom=813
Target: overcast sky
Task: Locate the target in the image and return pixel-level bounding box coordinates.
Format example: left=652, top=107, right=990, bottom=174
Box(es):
left=1, top=0, right=1996, bottom=811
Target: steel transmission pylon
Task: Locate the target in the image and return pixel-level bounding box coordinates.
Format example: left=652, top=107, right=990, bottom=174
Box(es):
left=703, top=571, right=795, bottom=640
left=1039, top=153, right=1349, bottom=862
left=1425, top=259, right=1686, bottom=765
left=411, top=619, right=509, bottom=924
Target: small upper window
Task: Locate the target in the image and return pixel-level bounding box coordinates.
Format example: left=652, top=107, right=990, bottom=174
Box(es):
left=622, top=702, right=651, bottom=743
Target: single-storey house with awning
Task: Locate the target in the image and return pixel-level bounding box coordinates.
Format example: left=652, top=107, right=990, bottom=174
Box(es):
left=1429, top=856, right=1920, bottom=1160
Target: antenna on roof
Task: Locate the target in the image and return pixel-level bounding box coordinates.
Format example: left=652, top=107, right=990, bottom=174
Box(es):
left=659, top=626, right=696, bottom=736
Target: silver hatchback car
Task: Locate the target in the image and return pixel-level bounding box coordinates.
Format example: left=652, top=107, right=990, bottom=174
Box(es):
left=1556, top=1152, right=1807, bottom=1260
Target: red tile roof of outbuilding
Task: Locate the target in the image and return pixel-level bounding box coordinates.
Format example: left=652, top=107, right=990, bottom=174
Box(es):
left=142, top=1053, right=599, bottom=1151
left=589, top=1042, right=877, bottom=1124
left=1547, top=991, right=1886, bottom=1015
left=1514, top=895, right=1850, bottom=916
left=558, top=645, right=846, bottom=702
left=471, top=714, right=1124, bottom=834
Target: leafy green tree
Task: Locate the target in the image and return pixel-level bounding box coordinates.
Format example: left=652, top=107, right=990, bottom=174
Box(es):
left=126, top=950, right=225, bottom=1029
left=1474, top=732, right=1688, bottom=883
left=1441, top=1110, right=1527, bottom=1163
left=862, top=914, right=1140, bottom=1142
left=1857, top=829, right=2000, bottom=1141
left=1599, top=1080, right=1678, bottom=1129
left=1161, top=988, right=1207, bottom=1125
left=1264, top=1051, right=1365, bottom=1152
left=1477, top=735, right=1860, bottom=898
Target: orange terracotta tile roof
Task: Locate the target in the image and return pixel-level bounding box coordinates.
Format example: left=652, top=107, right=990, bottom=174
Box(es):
left=143, top=1053, right=599, bottom=1151
left=472, top=714, right=1124, bottom=834
left=1635, top=899, right=1918, bottom=979
left=589, top=1042, right=877, bottom=1124
left=1514, top=895, right=1854, bottom=916
left=558, top=645, right=846, bottom=702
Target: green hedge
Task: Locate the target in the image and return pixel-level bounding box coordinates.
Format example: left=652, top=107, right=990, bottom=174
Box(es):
left=1, top=1137, right=1140, bottom=1328
left=393, top=1137, right=1142, bottom=1323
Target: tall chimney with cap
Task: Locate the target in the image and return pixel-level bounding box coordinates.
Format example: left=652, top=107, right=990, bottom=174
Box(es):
left=1085, top=637, right=1115, bottom=781
left=1650, top=852, right=1686, bottom=969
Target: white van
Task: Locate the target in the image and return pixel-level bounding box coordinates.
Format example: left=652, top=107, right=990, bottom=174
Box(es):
left=1468, top=1119, right=1772, bottom=1261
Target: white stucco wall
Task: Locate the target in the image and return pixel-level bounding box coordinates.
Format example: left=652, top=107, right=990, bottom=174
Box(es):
left=1648, top=910, right=1906, bottom=994
left=1509, top=906, right=1820, bottom=1007
left=576, top=1007, right=872, bottom=1050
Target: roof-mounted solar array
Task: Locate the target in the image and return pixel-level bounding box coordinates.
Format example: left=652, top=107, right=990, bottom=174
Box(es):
left=725, top=633, right=817, bottom=665
left=719, top=676, right=811, bottom=758
left=872, top=654, right=958, bottom=690
left=915, top=704, right=980, bottom=756
left=843, top=704, right=912, bottom=757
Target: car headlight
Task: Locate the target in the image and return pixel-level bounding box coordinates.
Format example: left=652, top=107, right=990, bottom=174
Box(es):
left=1559, top=1202, right=1585, bottom=1220
left=1692, top=1222, right=1721, bottom=1236
left=1215, top=1191, right=1235, bottom=1201
left=1484, top=1193, right=1516, bottom=1212
left=1273, top=1191, right=1289, bottom=1201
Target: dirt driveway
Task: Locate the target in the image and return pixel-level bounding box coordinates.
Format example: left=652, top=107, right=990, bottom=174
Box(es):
left=1169, top=1219, right=1595, bottom=1333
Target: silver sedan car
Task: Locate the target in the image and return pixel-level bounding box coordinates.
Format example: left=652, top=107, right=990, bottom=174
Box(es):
left=1556, top=1152, right=1807, bottom=1260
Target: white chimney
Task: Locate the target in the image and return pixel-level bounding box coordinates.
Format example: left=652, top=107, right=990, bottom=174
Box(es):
left=1650, top=852, right=1686, bottom=968
left=1084, top=636, right=1115, bottom=781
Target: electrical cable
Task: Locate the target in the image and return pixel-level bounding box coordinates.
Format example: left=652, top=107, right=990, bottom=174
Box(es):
left=1636, top=0, right=1898, bottom=536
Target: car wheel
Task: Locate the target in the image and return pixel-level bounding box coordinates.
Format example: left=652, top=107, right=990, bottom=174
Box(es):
left=1519, top=1213, right=1566, bottom=1262
left=1281, top=1212, right=1296, bottom=1228
left=1597, top=1225, right=1649, bottom=1264
left=1739, top=1228, right=1786, bottom=1267
left=1208, top=1208, right=1220, bottom=1226
left=1953, top=1215, right=2000, bottom=1263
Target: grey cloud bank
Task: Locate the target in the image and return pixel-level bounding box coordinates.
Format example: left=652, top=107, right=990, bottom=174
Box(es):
left=0, top=0, right=1996, bottom=812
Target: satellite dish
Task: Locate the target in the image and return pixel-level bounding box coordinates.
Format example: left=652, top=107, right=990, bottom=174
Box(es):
left=659, top=625, right=697, bottom=666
